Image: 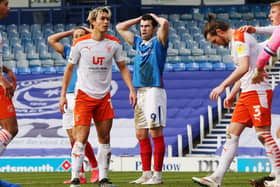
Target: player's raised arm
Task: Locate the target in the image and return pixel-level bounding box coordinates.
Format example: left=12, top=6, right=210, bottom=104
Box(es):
left=149, top=13, right=169, bottom=45
left=116, top=16, right=141, bottom=45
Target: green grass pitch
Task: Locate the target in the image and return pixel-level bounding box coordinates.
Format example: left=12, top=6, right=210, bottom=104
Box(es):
left=0, top=171, right=270, bottom=187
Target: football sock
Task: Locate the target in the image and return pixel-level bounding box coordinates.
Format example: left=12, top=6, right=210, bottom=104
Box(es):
left=85, top=141, right=98, bottom=169
left=97, top=144, right=111, bottom=181
left=71, top=142, right=85, bottom=180
left=152, top=136, right=165, bottom=172
left=212, top=133, right=239, bottom=184
left=139, top=138, right=152, bottom=172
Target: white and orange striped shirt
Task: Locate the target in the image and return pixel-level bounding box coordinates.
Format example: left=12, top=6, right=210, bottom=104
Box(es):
left=69, top=33, right=125, bottom=99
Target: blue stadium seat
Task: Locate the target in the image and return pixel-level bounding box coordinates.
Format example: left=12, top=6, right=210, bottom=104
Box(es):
left=204, top=47, right=217, bottom=55
left=191, top=48, right=204, bottom=56
left=167, top=48, right=179, bottom=56
left=19, top=24, right=30, bottom=31
left=39, top=49, right=52, bottom=60
left=55, top=66, right=65, bottom=74
left=212, top=62, right=226, bottom=71
left=42, top=66, right=56, bottom=74
left=179, top=56, right=193, bottom=64
left=222, top=55, right=233, bottom=63
left=65, top=23, right=76, bottom=30
left=180, top=32, right=193, bottom=41
left=242, top=12, right=254, bottom=20
left=180, top=13, right=192, bottom=20
left=7, top=24, right=17, bottom=32
left=186, top=40, right=199, bottom=49
left=178, top=48, right=191, bottom=56
left=225, top=62, right=236, bottom=70
left=20, top=30, right=31, bottom=40
left=15, top=52, right=27, bottom=61
left=185, top=62, right=199, bottom=71
left=229, top=11, right=242, bottom=19
left=27, top=50, right=40, bottom=60
left=0, top=25, right=5, bottom=31
left=169, top=56, right=181, bottom=64
left=41, top=59, right=54, bottom=67
left=16, top=59, right=29, bottom=68
left=3, top=50, right=14, bottom=61
left=208, top=55, right=222, bottom=63
left=17, top=67, right=31, bottom=75
left=164, top=63, right=174, bottom=72
left=3, top=60, right=16, bottom=71
left=30, top=24, right=41, bottom=33
left=54, top=59, right=66, bottom=67
left=194, top=55, right=208, bottom=63
left=216, top=13, right=229, bottom=21
left=254, top=11, right=267, bottom=19
left=216, top=47, right=230, bottom=56
left=29, top=59, right=41, bottom=67
left=192, top=13, right=204, bottom=21
left=173, top=20, right=185, bottom=28
left=199, top=62, right=213, bottom=71
left=169, top=14, right=180, bottom=22
left=54, top=23, right=64, bottom=32
left=30, top=66, right=42, bottom=74
left=172, top=63, right=186, bottom=71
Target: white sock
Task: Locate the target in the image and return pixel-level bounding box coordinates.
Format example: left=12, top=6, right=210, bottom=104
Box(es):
left=0, top=129, right=12, bottom=155
left=97, top=144, right=111, bottom=181
left=212, top=133, right=239, bottom=184
left=71, top=142, right=85, bottom=180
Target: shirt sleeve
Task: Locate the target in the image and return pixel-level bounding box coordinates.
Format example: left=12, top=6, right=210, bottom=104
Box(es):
left=257, top=26, right=280, bottom=69
left=133, top=35, right=140, bottom=50
left=114, top=43, right=125, bottom=63
left=234, top=38, right=250, bottom=58
left=68, top=45, right=80, bottom=65
left=256, top=25, right=277, bottom=34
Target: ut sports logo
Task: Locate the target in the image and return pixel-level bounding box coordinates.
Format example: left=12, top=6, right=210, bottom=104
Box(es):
left=92, top=56, right=105, bottom=65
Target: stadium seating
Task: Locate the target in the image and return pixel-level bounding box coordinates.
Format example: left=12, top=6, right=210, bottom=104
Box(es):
left=1, top=4, right=271, bottom=75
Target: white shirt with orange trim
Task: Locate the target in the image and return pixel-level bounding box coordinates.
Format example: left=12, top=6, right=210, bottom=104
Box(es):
left=230, top=30, right=271, bottom=92
left=69, top=33, right=125, bottom=99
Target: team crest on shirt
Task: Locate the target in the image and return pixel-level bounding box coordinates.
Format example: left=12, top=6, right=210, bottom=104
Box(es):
left=106, top=46, right=112, bottom=53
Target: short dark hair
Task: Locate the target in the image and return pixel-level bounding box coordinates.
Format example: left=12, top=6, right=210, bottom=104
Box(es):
left=141, top=14, right=158, bottom=27
left=204, top=13, right=230, bottom=39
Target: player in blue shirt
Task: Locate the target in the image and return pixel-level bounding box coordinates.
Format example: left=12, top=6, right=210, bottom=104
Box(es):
left=116, top=13, right=169, bottom=185
left=48, top=27, right=99, bottom=184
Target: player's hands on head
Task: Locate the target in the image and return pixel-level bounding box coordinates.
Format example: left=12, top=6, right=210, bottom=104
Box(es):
left=238, top=25, right=256, bottom=33
left=252, top=68, right=269, bottom=84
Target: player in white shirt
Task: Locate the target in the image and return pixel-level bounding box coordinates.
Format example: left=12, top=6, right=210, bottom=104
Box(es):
left=192, top=14, right=280, bottom=187
left=239, top=2, right=280, bottom=186
left=59, top=6, right=136, bottom=187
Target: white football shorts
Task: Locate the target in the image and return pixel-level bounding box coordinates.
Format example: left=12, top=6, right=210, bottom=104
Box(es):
left=134, top=87, right=167, bottom=129
left=62, top=93, right=75, bottom=129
